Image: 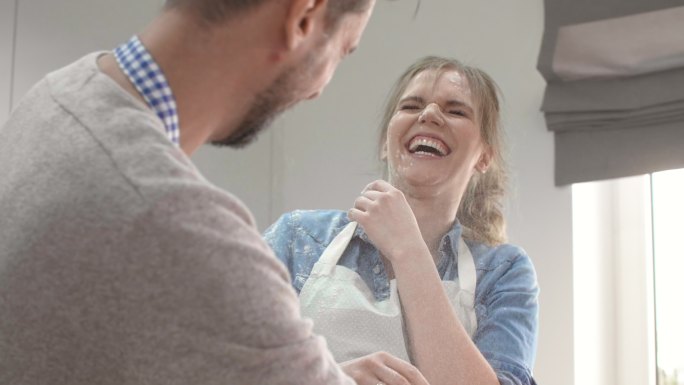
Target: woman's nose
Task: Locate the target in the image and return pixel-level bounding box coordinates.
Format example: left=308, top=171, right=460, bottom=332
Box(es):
left=419, top=103, right=444, bottom=126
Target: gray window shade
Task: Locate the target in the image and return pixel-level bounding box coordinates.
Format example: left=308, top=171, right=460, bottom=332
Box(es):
left=538, top=0, right=684, bottom=185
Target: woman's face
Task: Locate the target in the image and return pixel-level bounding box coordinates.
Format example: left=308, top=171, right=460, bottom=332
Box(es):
left=383, top=69, right=490, bottom=195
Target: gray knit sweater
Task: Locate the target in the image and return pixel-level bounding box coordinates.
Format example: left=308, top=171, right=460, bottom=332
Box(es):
left=0, top=53, right=352, bottom=385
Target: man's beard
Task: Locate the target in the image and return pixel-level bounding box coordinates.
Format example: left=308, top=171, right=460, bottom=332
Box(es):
left=211, top=53, right=316, bottom=149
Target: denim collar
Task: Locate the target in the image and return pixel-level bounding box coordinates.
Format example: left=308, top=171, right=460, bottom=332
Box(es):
left=353, top=218, right=464, bottom=277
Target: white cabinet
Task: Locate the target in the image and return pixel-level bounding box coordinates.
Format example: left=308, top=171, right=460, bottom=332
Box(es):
left=0, top=0, right=15, bottom=122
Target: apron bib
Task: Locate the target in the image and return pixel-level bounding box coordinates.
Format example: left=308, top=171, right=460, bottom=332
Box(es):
left=299, top=221, right=477, bottom=363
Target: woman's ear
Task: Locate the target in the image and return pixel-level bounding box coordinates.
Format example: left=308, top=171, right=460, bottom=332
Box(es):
left=283, top=0, right=328, bottom=51
left=476, top=147, right=492, bottom=173
left=380, top=141, right=388, bottom=161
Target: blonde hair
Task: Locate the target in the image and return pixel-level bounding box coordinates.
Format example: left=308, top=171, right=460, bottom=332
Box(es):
left=378, top=56, right=508, bottom=245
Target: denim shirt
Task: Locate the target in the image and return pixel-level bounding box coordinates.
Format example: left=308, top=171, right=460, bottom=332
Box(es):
left=264, top=210, right=539, bottom=385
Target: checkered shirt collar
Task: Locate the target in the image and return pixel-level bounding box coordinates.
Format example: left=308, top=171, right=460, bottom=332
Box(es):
left=114, top=35, right=180, bottom=146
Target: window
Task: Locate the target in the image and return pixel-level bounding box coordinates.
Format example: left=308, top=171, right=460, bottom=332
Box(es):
left=573, top=168, right=684, bottom=385
left=652, top=168, right=684, bottom=385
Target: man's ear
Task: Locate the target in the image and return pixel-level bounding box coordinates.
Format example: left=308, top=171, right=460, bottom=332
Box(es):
left=284, top=0, right=328, bottom=51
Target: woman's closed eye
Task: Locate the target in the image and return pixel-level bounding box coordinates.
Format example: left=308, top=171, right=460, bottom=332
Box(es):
left=399, top=104, right=422, bottom=111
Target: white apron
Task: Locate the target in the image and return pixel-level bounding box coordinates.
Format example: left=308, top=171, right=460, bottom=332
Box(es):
left=299, top=221, right=478, bottom=363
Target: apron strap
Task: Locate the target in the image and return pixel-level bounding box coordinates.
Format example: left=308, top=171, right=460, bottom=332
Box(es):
left=314, top=221, right=358, bottom=276
left=457, top=237, right=477, bottom=308
left=314, top=221, right=477, bottom=311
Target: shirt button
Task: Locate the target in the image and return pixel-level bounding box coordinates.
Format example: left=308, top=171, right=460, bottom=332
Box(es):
left=373, top=264, right=381, bottom=275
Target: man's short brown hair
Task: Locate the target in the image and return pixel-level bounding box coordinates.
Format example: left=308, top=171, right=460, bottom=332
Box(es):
left=164, top=0, right=373, bottom=31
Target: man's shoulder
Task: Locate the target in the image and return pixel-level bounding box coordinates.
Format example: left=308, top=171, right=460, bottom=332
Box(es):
left=46, top=52, right=106, bottom=97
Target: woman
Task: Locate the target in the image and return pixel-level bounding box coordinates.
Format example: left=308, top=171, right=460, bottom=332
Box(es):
left=264, top=56, right=539, bottom=385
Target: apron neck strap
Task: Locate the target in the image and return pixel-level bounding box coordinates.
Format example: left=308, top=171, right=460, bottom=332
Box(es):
left=316, top=221, right=358, bottom=275
left=457, top=237, right=477, bottom=297
left=317, top=221, right=477, bottom=296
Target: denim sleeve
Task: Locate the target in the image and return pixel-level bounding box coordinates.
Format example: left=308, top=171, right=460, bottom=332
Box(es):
left=263, top=212, right=296, bottom=285
left=475, top=250, right=539, bottom=385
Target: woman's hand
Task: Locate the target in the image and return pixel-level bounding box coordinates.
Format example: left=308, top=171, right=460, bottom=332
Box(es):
left=341, top=351, right=430, bottom=385
left=348, top=180, right=426, bottom=263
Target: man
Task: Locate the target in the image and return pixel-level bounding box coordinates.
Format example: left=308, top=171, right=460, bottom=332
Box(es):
left=0, top=1, right=429, bottom=384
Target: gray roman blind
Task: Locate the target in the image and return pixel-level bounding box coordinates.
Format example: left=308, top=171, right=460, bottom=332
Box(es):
left=538, top=0, right=684, bottom=185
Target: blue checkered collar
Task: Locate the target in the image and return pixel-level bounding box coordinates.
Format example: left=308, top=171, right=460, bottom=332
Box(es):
left=114, top=35, right=180, bottom=146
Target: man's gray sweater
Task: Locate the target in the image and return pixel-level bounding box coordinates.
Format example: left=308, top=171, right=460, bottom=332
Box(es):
left=0, top=53, right=352, bottom=385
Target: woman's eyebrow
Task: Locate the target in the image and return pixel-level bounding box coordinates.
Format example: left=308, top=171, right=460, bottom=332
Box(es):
left=398, top=95, right=424, bottom=104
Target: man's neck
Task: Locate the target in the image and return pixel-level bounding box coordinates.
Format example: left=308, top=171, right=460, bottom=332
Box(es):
left=99, top=7, right=288, bottom=155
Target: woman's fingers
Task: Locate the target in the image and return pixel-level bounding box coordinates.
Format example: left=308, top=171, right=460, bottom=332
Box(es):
left=362, top=179, right=394, bottom=193
left=353, top=191, right=385, bottom=212
left=347, top=207, right=363, bottom=223
left=373, top=356, right=411, bottom=385
left=340, top=352, right=429, bottom=385
left=379, top=353, right=430, bottom=385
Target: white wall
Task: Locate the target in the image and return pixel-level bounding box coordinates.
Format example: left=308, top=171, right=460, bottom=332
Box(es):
left=10, top=0, right=160, bottom=100
left=2, top=1, right=574, bottom=384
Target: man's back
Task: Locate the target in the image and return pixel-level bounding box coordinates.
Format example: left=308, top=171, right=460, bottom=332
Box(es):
left=0, top=53, right=350, bottom=385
